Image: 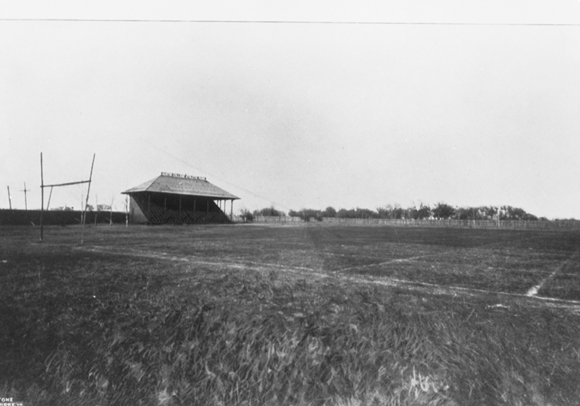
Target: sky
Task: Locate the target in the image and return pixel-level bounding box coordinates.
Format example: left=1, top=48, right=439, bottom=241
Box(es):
left=1, top=1, right=580, bottom=219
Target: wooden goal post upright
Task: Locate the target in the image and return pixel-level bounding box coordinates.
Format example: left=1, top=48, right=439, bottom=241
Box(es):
left=80, top=154, right=96, bottom=245
left=40, top=153, right=44, bottom=242
left=39, top=152, right=95, bottom=244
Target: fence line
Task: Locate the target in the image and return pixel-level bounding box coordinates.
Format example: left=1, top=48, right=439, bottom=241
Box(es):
left=235, top=215, right=302, bottom=223
left=4, top=210, right=578, bottom=230
left=336, top=218, right=580, bottom=229
left=322, top=217, right=580, bottom=229
left=238, top=215, right=580, bottom=230
left=0, top=209, right=126, bottom=226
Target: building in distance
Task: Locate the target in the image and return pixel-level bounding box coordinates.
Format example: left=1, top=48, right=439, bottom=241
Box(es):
left=122, top=172, right=239, bottom=224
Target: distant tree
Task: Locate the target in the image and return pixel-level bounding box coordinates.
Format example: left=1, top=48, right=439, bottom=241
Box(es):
left=510, top=207, right=526, bottom=220
left=253, top=207, right=286, bottom=217
left=337, top=208, right=351, bottom=218
left=498, top=206, right=537, bottom=220
left=322, top=206, right=337, bottom=218
left=288, top=202, right=540, bottom=222
left=377, top=204, right=393, bottom=219
left=416, top=204, right=431, bottom=219
left=432, top=203, right=455, bottom=219
left=481, top=206, right=498, bottom=219
left=404, top=204, right=430, bottom=220
left=239, top=209, right=254, bottom=222
left=303, top=209, right=323, bottom=221
left=97, top=204, right=112, bottom=211
left=288, top=208, right=322, bottom=221
left=354, top=208, right=378, bottom=219
left=406, top=206, right=419, bottom=220
left=391, top=205, right=404, bottom=219
left=455, top=207, right=475, bottom=220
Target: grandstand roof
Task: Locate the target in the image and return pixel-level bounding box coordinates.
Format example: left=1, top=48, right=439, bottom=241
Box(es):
left=122, top=172, right=239, bottom=200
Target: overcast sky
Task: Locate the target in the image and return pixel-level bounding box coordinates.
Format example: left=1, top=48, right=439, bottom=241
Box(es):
left=1, top=1, right=580, bottom=218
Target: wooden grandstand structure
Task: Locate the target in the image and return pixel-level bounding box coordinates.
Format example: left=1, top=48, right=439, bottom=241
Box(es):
left=122, top=172, right=239, bottom=224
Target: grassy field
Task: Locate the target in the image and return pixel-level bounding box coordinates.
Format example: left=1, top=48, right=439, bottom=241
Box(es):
left=1, top=223, right=580, bottom=405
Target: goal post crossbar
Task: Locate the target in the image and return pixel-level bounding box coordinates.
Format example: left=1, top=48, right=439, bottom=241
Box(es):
left=42, top=180, right=90, bottom=188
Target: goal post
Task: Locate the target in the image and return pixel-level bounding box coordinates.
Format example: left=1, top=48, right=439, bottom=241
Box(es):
left=39, top=152, right=96, bottom=244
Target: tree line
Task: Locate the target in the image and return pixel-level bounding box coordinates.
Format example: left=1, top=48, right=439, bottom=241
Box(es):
left=242, top=203, right=546, bottom=222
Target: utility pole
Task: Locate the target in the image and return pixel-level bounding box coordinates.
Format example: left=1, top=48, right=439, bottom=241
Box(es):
left=21, top=182, right=29, bottom=210
left=6, top=186, right=12, bottom=209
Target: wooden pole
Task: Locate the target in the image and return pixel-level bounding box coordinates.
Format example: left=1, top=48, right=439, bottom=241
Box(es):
left=6, top=186, right=12, bottom=209
left=40, top=153, right=44, bottom=242
left=22, top=182, right=29, bottom=210
left=95, top=195, right=98, bottom=225
left=46, top=186, right=53, bottom=210
left=80, top=153, right=96, bottom=245
left=109, top=196, right=114, bottom=226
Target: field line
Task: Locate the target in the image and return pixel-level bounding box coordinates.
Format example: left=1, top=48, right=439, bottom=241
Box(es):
left=526, top=249, right=580, bottom=297
left=77, top=246, right=329, bottom=277
left=335, top=232, right=560, bottom=274
left=364, top=275, right=580, bottom=308
left=336, top=255, right=430, bottom=273
left=78, top=245, right=580, bottom=311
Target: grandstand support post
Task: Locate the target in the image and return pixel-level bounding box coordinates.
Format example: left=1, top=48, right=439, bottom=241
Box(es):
left=125, top=195, right=129, bottom=227
left=80, top=153, right=96, bottom=245
left=40, top=153, right=44, bottom=242
left=230, top=199, right=233, bottom=221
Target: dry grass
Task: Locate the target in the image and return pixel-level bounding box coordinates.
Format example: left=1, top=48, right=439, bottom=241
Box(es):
left=1, top=225, right=579, bottom=405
